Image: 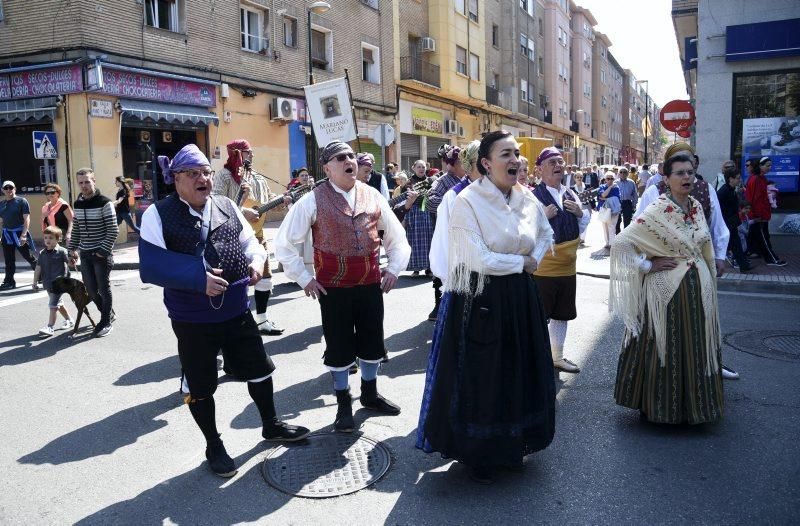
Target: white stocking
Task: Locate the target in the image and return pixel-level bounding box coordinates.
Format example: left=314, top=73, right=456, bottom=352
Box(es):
left=548, top=319, right=568, bottom=362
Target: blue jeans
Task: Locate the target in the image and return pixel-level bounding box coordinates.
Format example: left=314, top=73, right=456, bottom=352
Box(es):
left=80, top=251, right=114, bottom=326
left=117, top=211, right=140, bottom=233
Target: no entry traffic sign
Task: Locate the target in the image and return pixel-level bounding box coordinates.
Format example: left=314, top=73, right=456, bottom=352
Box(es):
left=660, top=100, right=695, bottom=133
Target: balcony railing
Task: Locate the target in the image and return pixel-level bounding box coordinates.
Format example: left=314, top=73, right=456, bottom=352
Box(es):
left=400, top=56, right=440, bottom=88
left=486, top=86, right=499, bottom=105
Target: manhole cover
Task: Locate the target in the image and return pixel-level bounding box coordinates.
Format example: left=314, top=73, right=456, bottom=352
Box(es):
left=261, top=433, right=391, bottom=498
left=724, top=330, right=800, bottom=362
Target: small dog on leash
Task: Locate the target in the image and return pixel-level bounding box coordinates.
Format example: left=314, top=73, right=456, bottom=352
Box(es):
left=51, top=276, right=96, bottom=336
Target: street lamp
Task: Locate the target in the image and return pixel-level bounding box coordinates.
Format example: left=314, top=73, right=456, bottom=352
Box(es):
left=307, top=2, right=331, bottom=86
left=636, top=79, right=649, bottom=165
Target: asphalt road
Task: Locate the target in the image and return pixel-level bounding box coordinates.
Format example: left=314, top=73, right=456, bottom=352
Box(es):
left=1, top=267, right=798, bottom=525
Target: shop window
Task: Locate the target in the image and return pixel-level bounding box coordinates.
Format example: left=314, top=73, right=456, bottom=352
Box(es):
left=283, top=16, right=297, bottom=48
left=469, top=53, right=480, bottom=81
left=456, top=46, right=467, bottom=76
left=145, top=0, right=183, bottom=33
left=241, top=6, right=269, bottom=53
left=311, top=26, right=332, bottom=71
left=0, top=125, right=54, bottom=193
left=362, top=44, right=381, bottom=84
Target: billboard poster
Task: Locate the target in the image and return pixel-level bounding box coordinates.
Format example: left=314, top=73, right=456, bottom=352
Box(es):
left=411, top=107, right=444, bottom=137
left=741, top=116, right=800, bottom=192
left=303, top=78, right=357, bottom=147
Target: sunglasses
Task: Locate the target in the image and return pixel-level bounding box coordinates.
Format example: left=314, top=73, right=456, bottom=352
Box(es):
left=45, top=191, right=57, bottom=195
left=333, top=152, right=356, bottom=162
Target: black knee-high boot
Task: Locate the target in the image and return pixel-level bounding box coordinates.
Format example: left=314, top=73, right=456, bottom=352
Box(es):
left=249, top=378, right=310, bottom=442
left=428, top=277, right=442, bottom=321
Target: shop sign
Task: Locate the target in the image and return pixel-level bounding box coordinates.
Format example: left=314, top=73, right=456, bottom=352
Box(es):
left=0, top=64, right=84, bottom=100
left=303, top=77, right=357, bottom=147
left=742, top=116, right=800, bottom=192
left=411, top=107, right=443, bottom=137
left=101, top=68, right=216, bottom=107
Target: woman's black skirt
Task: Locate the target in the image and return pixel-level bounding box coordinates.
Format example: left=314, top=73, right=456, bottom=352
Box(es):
left=421, top=272, right=556, bottom=468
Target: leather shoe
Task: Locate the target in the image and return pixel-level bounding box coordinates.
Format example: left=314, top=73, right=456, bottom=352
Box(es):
left=262, top=420, right=311, bottom=442
left=553, top=358, right=581, bottom=373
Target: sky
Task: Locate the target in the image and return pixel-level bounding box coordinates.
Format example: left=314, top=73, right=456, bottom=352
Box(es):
left=575, top=0, right=689, bottom=107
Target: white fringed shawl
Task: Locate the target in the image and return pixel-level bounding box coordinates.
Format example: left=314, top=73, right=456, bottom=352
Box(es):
left=609, top=194, right=721, bottom=375
left=446, top=177, right=553, bottom=296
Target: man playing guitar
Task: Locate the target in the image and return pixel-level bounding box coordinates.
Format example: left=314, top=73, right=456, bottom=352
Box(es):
left=212, top=139, right=289, bottom=335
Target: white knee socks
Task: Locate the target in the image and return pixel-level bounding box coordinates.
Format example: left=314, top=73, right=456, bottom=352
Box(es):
left=548, top=319, right=568, bottom=362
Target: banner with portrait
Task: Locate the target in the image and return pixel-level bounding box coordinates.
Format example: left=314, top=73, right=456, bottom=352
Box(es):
left=303, top=78, right=357, bottom=147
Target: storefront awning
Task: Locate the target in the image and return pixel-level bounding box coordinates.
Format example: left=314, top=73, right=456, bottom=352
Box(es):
left=0, top=97, right=57, bottom=124
left=118, top=99, right=218, bottom=126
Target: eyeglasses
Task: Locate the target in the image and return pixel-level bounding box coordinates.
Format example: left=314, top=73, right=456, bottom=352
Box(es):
left=45, top=191, right=57, bottom=195
left=333, top=152, right=356, bottom=162
left=545, top=159, right=566, bottom=166
left=178, top=169, right=215, bottom=179
left=671, top=170, right=696, bottom=177
left=2, top=186, right=13, bottom=190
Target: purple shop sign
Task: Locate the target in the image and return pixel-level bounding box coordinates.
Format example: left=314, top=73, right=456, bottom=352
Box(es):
left=0, top=65, right=84, bottom=100
left=101, top=68, right=216, bottom=107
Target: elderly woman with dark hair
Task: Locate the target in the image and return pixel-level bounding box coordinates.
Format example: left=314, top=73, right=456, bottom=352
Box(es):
left=611, top=152, right=724, bottom=425
left=419, top=131, right=556, bottom=484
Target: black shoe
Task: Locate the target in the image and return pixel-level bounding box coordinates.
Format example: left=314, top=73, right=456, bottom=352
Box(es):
left=359, top=379, right=401, bottom=415
left=428, top=303, right=439, bottom=321
left=469, top=466, right=493, bottom=485
left=262, top=420, right=311, bottom=442
left=348, top=363, right=359, bottom=375
left=766, top=259, right=787, bottom=267
left=205, top=438, right=237, bottom=478
left=0, top=282, right=16, bottom=290
left=334, top=389, right=355, bottom=433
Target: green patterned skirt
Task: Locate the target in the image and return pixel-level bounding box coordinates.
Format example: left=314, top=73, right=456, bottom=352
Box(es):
left=614, top=266, right=724, bottom=424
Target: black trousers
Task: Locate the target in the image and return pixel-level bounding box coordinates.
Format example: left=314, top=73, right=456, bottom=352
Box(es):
left=748, top=221, right=780, bottom=263
left=79, top=252, right=114, bottom=326
left=318, top=284, right=385, bottom=368
left=2, top=239, right=37, bottom=284
left=726, top=223, right=748, bottom=269
left=616, top=200, right=634, bottom=234
left=171, top=311, right=275, bottom=399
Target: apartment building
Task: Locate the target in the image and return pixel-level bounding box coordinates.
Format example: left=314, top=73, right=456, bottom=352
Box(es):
left=607, top=51, right=626, bottom=165
left=592, top=32, right=614, bottom=165
left=569, top=4, right=600, bottom=166
left=542, top=0, right=573, bottom=155
left=0, top=0, right=396, bottom=231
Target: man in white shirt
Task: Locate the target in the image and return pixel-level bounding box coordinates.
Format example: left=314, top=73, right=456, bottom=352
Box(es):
left=274, top=141, right=411, bottom=433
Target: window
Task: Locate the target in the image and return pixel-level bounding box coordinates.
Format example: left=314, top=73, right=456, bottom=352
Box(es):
left=583, top=82, right=591, bottom=97
left=583, top=50, right=590, bottom=68
left=558, top=26, right=568, bottom=47
left=539, top=94, right=548, bottom=109
left=492, top=24, right=499, bottom=47
left=600, top=68, right=606, bottom=85
left=362, top=44, right=381, bottom=84
left=468, top=0, right=478, bottom=22
left=455, top=0, right=466, bottom=15
left=520, top=0, right=534, bottom=16
left=601, top=95, right=607, bottom=108
left=311, top=27, right=332, bottom=70
left=559, top=100, right=568, bottom=117
left=538, top=18, right=544, bottom=36
left=558, top=63, right=567, bottom=81
left=241, top=6, right=268, bottom=53
left=601, top=121, right=607, bottom=134
left=527, top=38, right=535, bottom=60
left=492, top=73, right=500, bottom=89
left=520, top=79, right=528, bottom=103
left=584, top=111, right=590, bottom=125
left=538, top=56, right=544, bottom=76
left=456, top=46, right=467, bottom=75
left=469, top=53, right=480, bottom=80
left=520, top=33, right=527, bottom=56
left=600, top=46, right=606, bottom=58
left=283, top=16, right=297, bottom=48
left=145, top=0, right=183, bottom=32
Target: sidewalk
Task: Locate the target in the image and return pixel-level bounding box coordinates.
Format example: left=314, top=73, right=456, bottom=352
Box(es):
left=575, top=213, right=800, bottom=295
left=4, top=220, right=798, bottom=295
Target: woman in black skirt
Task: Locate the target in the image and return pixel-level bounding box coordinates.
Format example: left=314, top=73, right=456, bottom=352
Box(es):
left=419, top=131, right=556, bottom=483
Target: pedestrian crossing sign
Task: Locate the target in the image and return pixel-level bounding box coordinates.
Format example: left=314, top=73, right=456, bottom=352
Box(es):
left=32, top=131, right=58, bottom=159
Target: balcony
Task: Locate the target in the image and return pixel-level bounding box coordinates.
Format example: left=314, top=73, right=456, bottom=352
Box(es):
left=400, top=57, right=440, bottom=88
left=486, top=86, right=499, bottom=106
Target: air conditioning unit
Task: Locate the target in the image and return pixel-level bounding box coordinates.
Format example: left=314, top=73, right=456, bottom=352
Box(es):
left=271, top=97, right=297, bottom=122
left=445, top=119, right=459, bottom=135
left=421, top=37, right=436, bottom=53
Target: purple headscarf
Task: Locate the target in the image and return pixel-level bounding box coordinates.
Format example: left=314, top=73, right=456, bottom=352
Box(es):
left=437, top=144, right=461, bottom=166
left=535, top=146, right=562, bottom=166
left=157, top=144, right=210, bottom=184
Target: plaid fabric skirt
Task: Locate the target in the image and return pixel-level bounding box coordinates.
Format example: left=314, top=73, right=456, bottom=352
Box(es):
left=614, top=266, right=724, bottom=424
left=405, top=205, right=434, bottom=271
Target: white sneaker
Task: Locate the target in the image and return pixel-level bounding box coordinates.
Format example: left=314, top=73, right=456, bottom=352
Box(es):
left=94, top=324, right=113, bottom=338
left=58, top=319, right=75, bottom=331
left=38, top=326, right=54, bottom=337
left=721, top=365, right=740, bottom=380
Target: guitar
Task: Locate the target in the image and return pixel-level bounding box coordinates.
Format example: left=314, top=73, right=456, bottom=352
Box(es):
left=574, top=187, right=599, bottom=206
left=388, top=178, right=433, bottom=209
left=242, top=177, right=328, bottom=233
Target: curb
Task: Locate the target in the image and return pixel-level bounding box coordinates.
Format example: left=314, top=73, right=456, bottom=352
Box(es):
left=578, top=270, right=800, bottom=296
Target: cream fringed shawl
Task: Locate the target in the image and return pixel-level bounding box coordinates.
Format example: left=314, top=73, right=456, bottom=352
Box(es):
left=446, top=177, right=553, bottom=296
left=609, top=194, right=720, bottom=375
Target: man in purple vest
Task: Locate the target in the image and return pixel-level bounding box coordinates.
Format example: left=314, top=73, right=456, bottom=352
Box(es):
left=139, top=144, right=309, bottom=478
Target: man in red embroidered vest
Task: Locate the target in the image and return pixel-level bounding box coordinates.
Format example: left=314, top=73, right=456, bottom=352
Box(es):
left=275, top=141, right=411, bottom=432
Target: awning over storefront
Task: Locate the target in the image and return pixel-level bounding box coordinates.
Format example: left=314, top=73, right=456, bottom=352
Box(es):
left=0, top=97, right=57, bottom=124
left=118, top=99, right=218, bottom=125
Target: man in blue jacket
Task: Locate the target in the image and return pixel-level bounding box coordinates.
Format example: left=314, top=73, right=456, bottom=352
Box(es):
left=139, top=144, right=309, bottom=478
